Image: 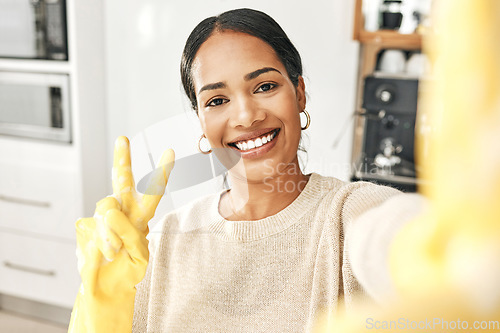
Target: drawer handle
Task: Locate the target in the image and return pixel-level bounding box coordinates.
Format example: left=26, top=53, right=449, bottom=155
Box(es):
left=0, top=194, right=51, bottom=208
left=3, top=261, right=56, bottom=277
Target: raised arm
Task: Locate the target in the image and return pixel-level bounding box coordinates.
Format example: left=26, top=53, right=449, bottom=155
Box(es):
left=68, top=136, right=174, bottom=333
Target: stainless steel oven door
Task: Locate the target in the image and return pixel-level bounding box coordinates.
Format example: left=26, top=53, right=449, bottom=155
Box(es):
left=0, top=71, right=71, bottom=143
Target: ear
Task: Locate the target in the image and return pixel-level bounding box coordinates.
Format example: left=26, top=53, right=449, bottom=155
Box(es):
left=296, top=76, right=306, bottom=111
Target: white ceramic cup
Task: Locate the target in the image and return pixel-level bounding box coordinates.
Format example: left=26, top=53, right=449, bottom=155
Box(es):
left=406, top=53, right=428, bottom=76
left=379, top=49, right=407, bottom=74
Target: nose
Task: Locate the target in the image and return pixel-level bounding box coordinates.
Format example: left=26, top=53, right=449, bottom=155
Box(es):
left=228, top=95, right=266, bottom=128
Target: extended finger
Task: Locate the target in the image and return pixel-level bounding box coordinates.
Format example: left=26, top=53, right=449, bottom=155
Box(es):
left=142, top=149, right=175, bottom=214
left=112, top=136, right=135, bottom=205
left=104, top=209, right=149, bottom=268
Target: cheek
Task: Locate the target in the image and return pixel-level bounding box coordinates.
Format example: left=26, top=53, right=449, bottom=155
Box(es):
left=199, top=113, right=226, bottom=145
left=276, top=92, right=302, bottom=127
left=281, top=94, right=303, bottom=143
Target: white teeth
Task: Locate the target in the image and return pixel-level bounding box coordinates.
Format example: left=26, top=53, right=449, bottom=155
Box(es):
left=233, top=130, right=278, bottom=151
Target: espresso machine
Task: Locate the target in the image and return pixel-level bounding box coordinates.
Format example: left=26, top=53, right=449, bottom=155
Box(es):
left=351, top=75, right=419, bottom=192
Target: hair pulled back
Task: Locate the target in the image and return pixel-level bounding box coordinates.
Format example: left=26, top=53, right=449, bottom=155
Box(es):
left=180, top=8, right=303, bottom=112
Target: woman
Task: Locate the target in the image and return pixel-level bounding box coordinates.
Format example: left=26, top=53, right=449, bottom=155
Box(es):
left=69, top=8, right=423, bottom=333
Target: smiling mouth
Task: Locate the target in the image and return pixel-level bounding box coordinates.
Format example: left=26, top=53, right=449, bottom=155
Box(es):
left=228, top=129, right=280, bottom=151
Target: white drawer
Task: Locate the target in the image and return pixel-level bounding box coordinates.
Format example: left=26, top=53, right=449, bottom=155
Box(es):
left=0, top=232, right=80, bottom=308
left=0, top=161, right=80, bottom=239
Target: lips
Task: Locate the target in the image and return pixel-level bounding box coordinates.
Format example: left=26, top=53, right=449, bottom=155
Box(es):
left=228, top=128, right=280, bottom=160
left=228, top=129, right=280, bottom=151
left=228, top=128, right=279, bottom=145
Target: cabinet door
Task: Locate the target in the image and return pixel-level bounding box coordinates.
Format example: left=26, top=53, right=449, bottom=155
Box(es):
left=0, top=232, right=80, bottom=308
left=0, top=161, right=79, bottom=239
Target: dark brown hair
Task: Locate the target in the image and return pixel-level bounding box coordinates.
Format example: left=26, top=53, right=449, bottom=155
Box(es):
left=180, top=8, right=303, bottom=112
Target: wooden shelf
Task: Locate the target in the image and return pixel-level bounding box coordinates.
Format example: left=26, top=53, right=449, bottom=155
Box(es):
left=352, top=0, right=424, bottom=87
left=358, top=30, right=422, bottom=49
left=353, top=0, right=422, bottom=50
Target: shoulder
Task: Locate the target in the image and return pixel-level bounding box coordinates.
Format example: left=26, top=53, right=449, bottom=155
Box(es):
left=311, top=173, right=400, bottom=207
left=168, top=191, right=219, bottom=223
left=337, top=177, right=400, bottom=202
left=337, top=180, right=401, bottom=220
left=147, top=191, right=221, bottom=245
left=304, top=172, right=346, bottom=200
left=310, top=173, right=401, bottom=223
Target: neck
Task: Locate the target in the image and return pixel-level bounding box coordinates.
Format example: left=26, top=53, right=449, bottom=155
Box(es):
left=221, top=159, right=309, bottom=221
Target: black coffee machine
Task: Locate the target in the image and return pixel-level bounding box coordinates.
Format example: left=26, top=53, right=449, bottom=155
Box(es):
left=351, top=75, right=419, bottom=192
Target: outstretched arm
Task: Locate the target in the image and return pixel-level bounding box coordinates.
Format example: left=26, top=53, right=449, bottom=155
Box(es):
left=346, top=192, right=428, bottom=304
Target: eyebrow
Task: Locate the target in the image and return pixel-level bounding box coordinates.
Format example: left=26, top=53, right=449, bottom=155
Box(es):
left=198, top=82, right=226, bottom=94
left=198, top=67, right=282, bottom=94
left=244, top=67, right=281, bottom=81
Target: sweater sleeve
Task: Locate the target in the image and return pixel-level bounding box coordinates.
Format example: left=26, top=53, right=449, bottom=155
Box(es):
left=338, top=182, right=401, bottom=308
left=344, top=188, right=427, bottom=305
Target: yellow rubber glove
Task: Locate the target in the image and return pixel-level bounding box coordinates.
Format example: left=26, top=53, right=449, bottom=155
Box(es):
left=68, top=136, right=175, bottom=333
left=316, top=1, right=500, bottom=331
left=390, top=0, right=500, bottom=305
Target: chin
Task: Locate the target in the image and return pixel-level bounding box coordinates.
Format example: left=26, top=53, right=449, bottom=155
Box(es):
left=228, top=154, right=300, bottom=184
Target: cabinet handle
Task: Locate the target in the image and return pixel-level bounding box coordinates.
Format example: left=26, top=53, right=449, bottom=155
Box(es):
left=0, top=194, right=51, bottom=208
left=3, top=261, right=56, bottom=277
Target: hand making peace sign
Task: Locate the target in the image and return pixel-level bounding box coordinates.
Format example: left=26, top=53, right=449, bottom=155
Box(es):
left=69, top=136, right=175, bottom=332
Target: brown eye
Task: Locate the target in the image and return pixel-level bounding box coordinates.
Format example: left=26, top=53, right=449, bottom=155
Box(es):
left=255, top=83, right=277, bottom=93
left=207, top=98, right=228, bottom=107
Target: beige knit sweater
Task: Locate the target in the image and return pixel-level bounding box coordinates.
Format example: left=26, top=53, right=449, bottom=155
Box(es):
left=132, top=173, right=422, bottom=332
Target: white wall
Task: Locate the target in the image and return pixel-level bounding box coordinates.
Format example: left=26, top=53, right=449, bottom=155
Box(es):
left=104, top=0, right=359, bottom=189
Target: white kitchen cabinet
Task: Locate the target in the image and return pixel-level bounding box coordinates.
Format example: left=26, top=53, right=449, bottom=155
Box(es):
left=0, top=233, right=80, bottom=307
left=0, top=0, right=108, bottom=319
left=0, top=160, right=79, bottom=239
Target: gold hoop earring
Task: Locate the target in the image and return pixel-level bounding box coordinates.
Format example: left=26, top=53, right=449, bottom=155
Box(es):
left=301, top=110, right=311, bottom=130
left=198, top=134, right=212, bottom=154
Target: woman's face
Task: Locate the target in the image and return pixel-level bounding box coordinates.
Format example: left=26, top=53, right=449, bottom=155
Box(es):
left=191, top=30, right=306, bottom=182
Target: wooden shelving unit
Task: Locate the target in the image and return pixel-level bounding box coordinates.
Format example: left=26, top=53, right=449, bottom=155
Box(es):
left=353, top=0, right=423, bottom=87
left=350, top=0, right=424, bottom=187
